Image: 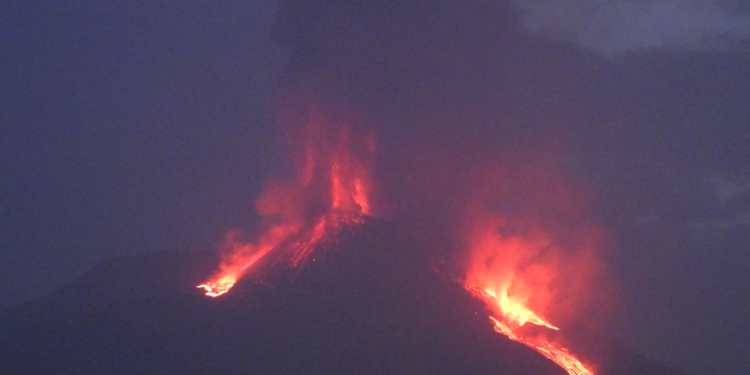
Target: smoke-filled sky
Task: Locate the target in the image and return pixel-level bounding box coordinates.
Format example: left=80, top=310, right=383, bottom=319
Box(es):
left=2, top=1, right=749, bottom=375
left=515, top=0, right=750, bottom=55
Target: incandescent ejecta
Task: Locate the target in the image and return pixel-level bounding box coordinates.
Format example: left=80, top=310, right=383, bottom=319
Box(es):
left=198, top=1, right=618, bottom=374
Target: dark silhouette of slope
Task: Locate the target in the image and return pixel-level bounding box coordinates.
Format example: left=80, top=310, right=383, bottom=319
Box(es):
left=0, top=249, right=218, bottom=331
left=0, top=219, right=685, bottom=375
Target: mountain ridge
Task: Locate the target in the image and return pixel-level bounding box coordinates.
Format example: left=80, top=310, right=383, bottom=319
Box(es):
left=0, top=219, right=686, bottom=375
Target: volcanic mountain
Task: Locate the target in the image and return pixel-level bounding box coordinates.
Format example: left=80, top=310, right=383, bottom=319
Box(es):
left=0, top=219, right=684, bottom=375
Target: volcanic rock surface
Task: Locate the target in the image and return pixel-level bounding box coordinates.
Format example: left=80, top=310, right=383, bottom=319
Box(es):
left=0, top=219, right=684, bottom=375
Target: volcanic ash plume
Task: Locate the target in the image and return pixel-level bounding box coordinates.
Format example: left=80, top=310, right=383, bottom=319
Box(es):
left=198, top=100, right=375, bottom=297
left=459, top=156, right=613, bottom=375
left=197, top=2, right=620, bottom=374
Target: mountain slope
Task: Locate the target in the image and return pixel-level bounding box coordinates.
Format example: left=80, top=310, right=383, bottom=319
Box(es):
left=0, top=219, right=684, bottom=375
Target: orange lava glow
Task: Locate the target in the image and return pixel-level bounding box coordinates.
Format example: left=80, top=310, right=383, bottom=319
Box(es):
left=195, top=88, right=612, bottom=375
left=197, top=281, right=234, bottom=297
left=460, top=160, right=608, bottom=375
left=470, top=289, right=593, bottom=375
left=463, top=229, right=594, bottom=375
left=197, top=105, right=375, bottom=297
left=464, top=232, right=596, bottom=375
left=489, top=316, right=592, bottom=375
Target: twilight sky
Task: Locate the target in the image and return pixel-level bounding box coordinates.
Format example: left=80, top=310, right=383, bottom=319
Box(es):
left=1, top=0, right=287, bottom=304
left=1, top=1, right=749, bottom=375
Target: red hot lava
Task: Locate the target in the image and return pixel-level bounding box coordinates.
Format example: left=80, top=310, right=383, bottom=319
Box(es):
left=459, top=158, right=612, bottom=375
left=197, top=95, right=613, bottom=375
left=198, top=105, right=375, bottom=296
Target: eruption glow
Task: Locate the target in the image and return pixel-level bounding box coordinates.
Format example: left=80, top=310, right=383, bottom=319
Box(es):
left=464, top=248, right=595, bottom=375
left=196, top=88, right=611, bottom=375
left=198, top=106, right=375, bottom=297
left=197, top=119, right=609, bottom=375
left=459, top=161, right=607, bottom=375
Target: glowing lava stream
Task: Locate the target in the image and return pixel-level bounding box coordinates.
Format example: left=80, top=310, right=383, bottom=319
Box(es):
left=463, top=243, right=595, bottom=375
left=198, top=108, right=375, bottom=297
left=456, top=158, right=610, bottom=375
left=461, top=223, right=596, bottom=375
left=468, top=287, right=593, bottom=375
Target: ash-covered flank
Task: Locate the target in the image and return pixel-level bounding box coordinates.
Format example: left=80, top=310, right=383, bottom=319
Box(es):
left=1, top=219, right=682, bottom=375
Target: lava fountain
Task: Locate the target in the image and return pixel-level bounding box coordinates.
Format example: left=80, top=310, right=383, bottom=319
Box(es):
left=196, top=80, right=613, bottom=374
left=198, top=103, right=375, bottom=297
left=459, top=158, right=611, bottom=375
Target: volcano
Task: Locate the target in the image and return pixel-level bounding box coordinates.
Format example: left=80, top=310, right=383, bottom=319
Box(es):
left=0, top=219, right=684, bottom=375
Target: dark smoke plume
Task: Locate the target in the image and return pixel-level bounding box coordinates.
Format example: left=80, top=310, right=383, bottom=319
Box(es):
left=270, top=0, right=618, bottom=366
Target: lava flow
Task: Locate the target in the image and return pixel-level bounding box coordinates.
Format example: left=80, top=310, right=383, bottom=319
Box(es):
left=463, top=233, right=594, bottom=375
left=468, top=286, right=593, bottom=375
left=459, top=160, right=609, bottom=375
left=198, top=106, right=375, bottom=297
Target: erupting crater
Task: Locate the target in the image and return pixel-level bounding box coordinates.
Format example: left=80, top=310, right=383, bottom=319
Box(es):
left=198, top=106, right=375, bottom=297
left=197, top=103, right=610, bottom=375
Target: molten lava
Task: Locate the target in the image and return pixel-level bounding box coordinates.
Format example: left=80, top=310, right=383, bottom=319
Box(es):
left=463, top=236, right=594, bottom=375
left=463, top=232, right=596, bottom=375
left=196, top=87, right=612, bottom=375
left=198, top=107, right=375, bottom=297
left=468, top=287, right=593, bottom=375
left=459, top=160, right=608, bottom=375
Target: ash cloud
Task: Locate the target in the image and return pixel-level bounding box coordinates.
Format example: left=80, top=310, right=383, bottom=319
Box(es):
left=270, top=0, right=618, bottom=363
left=513, top=0, right=750, bottom=56
left=270, top=0, right=604, bottom=242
